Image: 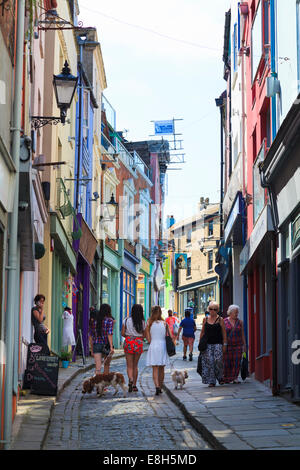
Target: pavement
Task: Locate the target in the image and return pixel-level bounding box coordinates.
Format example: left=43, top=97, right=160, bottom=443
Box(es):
left=9, top=332, right=300, bottom=451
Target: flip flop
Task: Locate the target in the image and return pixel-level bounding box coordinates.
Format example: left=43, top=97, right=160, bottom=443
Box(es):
left=132, top=386, right=138, bottom=392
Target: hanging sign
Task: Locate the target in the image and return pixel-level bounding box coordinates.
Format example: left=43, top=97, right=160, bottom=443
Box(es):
left=174, top=253, right=187, bottom=269
left=154, top=120, right=174, bottom=135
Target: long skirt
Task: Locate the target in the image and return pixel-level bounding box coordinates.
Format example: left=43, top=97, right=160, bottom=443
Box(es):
left=222, top=344, right=243, bottom=383
left=201, top=344, right=223, bottom=385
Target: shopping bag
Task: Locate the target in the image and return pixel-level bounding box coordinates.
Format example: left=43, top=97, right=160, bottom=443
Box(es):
left=197, top=353, right=202, bottom=376
left=240, top=352, right=249, bottom=381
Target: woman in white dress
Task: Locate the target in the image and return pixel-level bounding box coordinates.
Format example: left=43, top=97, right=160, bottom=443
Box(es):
left=145, top=305, right=175, bottom=396
left=62, top=306, right=75, bottom=348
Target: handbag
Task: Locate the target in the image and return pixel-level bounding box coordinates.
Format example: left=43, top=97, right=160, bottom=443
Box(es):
left=240, top=352, right=248, bottom=381
left=165, top=324, right=176, bottom=357
left=197, top=353, right=202, bottom=376
left=198, top=319, right=208, bottom=352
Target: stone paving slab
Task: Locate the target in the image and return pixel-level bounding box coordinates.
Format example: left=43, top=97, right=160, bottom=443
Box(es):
left=10, top=350, right=124, bottom=450
left=9, top=339, right=300, bottom=451
left=162, top=336, right=300, bottom=450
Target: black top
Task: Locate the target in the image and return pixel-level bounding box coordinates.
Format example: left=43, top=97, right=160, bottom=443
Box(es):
left=204, top=317, right=223, bottom=345
left=31, top=307, right=45, bottom=333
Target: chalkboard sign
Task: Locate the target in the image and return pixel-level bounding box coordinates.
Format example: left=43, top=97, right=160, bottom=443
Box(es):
left=30, top=355, right=59, bottom=396
left=23, top=343, right=50, bottom=389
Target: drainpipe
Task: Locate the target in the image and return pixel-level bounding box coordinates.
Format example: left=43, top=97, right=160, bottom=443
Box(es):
left=270, top=0, right=277, bottom=141
left=259, top=166, right=279, bottom=396
left=3, top=0, right=25, bottom=449
left=215, top=93, right=225, bottom=313
left=240, top=1, right=249, bottom=358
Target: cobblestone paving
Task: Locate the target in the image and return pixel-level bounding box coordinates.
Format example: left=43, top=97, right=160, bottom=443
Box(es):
left=43, top=354, right=211, bottom=451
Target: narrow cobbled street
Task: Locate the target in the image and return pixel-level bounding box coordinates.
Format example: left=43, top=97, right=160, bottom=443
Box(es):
left=43, top=335, right=211, bottom=451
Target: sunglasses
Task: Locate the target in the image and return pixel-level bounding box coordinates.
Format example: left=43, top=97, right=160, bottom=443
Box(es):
left=209, top=308, right=218, bottom=311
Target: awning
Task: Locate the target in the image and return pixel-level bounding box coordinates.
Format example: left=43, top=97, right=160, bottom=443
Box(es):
left=78, top=215, right=98, bottom=266
left=50, top=212, right=77, bottom=274
left=240, top=204, right=274, bottom=274
left=178, top=276, right=218, bottom=293
left=224, top=191, right=243, bottom=245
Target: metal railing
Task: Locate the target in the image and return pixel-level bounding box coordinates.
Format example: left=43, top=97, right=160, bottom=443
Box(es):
left=102, top=94, right=116, bottom=130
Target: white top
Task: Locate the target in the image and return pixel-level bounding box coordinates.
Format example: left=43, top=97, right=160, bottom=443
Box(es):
left=146, top=320, right=169, bottom=367
left=62, top=310, right=75, bottom=346
left=123, top=317, right=145, bottom=337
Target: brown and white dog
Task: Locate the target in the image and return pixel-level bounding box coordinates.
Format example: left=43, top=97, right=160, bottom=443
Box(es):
left=82, top=372, right=127, bottom=397
left=171, top=370, right=188, bottom=390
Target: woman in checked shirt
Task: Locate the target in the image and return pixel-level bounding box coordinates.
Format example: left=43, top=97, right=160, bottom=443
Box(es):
left=89, top=303, right=115, bottom=375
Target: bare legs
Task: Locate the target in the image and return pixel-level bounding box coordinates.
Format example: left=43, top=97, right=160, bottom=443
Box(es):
left=94, top=353, right=112, bottom=375
left=152, top=365, right=165, bottom=394
left=125, top=352, right=142, bottom=389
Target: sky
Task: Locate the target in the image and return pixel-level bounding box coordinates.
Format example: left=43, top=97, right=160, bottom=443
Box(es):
left=78, top=0, right=231, bottom=225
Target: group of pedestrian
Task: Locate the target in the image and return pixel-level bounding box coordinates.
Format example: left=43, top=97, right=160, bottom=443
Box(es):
left=198, top=301, right=246, bottom=387
left=31, top=293, right=245, bottom=394
left=89, top=303, right=176, bottom=396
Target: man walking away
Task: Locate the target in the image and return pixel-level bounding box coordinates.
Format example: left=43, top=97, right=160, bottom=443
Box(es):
left=176, top=310, right=197, bottom=361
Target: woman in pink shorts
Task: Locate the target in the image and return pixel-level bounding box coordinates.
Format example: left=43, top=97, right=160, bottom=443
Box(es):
left=121, top=304, right=146, bottom=392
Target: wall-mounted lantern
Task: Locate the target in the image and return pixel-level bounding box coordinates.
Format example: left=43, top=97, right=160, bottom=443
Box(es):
left=31, top=61, right=78, bottom=130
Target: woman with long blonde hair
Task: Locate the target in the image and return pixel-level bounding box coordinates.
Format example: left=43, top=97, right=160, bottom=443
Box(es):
left=145, top=306, right=175, bottom=395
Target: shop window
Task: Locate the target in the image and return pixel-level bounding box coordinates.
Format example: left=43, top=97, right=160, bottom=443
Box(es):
left=198, top=283, right=216, bottom=314
left=137, top=274, right=145, bottom=311
left=121, top=271, right=135, bottom=321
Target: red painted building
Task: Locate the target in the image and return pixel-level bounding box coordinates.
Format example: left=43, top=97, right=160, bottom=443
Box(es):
left=240, top=0, right=277, bottom=389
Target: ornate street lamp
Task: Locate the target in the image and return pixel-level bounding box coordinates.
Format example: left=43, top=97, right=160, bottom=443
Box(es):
left=31, top=61, right=78, bottom=130
left=106, top=193, right=118, bottom=220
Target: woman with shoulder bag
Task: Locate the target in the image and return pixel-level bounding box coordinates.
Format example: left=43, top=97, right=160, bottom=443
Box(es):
left=145, top=306, right=175, bottom=396
left=198, top=301, right=227, bottom=387
left=89, top=303, right=115, bottom=375
left=121, top=304, right=146, bottom=393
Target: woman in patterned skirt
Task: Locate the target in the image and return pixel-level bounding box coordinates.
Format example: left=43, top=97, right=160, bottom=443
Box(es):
left=222, top=305, right=246, bottom=384
left=199, top=301, right=227, bottom=387
left=121, top=304, right=146, bottom=392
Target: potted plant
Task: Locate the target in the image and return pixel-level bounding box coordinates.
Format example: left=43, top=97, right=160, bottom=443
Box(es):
left=60, top=350, right=72, bottom=368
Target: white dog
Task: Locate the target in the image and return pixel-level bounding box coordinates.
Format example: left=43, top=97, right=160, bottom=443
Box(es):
left=171, top=370, right=188, bottom=390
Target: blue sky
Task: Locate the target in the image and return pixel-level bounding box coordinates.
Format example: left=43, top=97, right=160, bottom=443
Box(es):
left=78, top=0, right=230, bottom=224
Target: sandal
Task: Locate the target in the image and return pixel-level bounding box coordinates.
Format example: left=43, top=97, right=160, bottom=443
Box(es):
left=208, top=384, right=215, bottom=388
left=132, top=386, right=138, bottom=392
left=128, top=381, right=133, bottom=392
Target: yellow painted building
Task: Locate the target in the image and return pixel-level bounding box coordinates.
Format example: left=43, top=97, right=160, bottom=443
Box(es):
left=166, top=199, right=221, bottom=319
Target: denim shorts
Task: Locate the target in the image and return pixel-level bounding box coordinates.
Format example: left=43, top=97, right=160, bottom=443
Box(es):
left=93, top=343, right=110, bottom=355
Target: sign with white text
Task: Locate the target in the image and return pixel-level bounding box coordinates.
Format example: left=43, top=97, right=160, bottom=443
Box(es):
left=154, top=120, right=174, bottom=135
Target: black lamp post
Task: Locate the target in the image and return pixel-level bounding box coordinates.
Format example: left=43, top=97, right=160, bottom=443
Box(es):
left=100, top=193, right=118, bottom=305
left=31, top=60, right=78, bottom=130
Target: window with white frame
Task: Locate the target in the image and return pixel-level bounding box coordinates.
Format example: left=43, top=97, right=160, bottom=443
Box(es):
left=121, top=181, right=136, bottom=242
left=233, top=23, right=238, bottom=73
left=103, top=181, right=117, bottom=238
left=139, top=191, right=150, bottom=247
left=253, top=143, right=265, bottom=224
left=208, top=250, right=214, bottom=271
left=251, top=0, right=262, bottom=83
left=297, top=0, right=300, bottom=91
